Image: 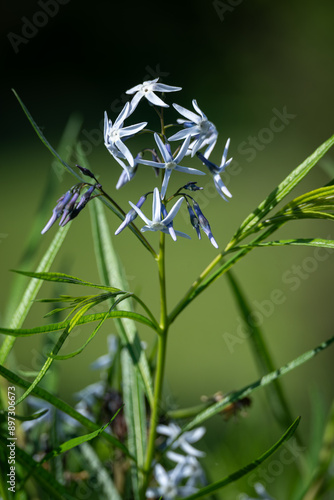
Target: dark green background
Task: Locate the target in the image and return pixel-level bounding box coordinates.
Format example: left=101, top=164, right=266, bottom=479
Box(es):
left=1, top=0, right=334, bottom=497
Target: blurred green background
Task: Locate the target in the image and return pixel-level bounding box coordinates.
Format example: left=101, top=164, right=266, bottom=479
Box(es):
left=1, top=0, right=334, bottom=497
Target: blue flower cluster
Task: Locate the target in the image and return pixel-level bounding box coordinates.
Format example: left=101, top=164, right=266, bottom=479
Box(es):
left=42, top=78, right=233, bottom=248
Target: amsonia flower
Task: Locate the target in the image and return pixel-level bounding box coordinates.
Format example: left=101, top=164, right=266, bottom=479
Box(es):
left=156, top=422, right=206, bottom=457
left=104, top=103, right=147, bottom=170
left=169, top=99, right=218, bottom=158
left=115, top=193, right=148, bottom=235
left=137, top=133, right=205, bottom=199
left=166, top=451, right=207, bottom=487
left=128, top=187, right=190, bottom=241
left=126, top=77, right=182, bottom=112
left=146, top=463, right=198, bottom=500
left=197, top=137, right=233, bottom=200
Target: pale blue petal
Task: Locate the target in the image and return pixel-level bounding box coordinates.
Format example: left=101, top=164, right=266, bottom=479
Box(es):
left=161, top=169, right=172, bottom=199
left=154, top=133, right=172, bottom=163
left=146, top=91, right=169, bottom=107
left=152, top=187, right=161, bottom=222
left=136, top=158, right=166, bottom=169
left=173, top=103, right=200, bottom=123
left=175, top=165, right=205, bottom=175
left=128, top=201, right=151, bottom=225
left=114, top=102, right=130, bottom=128
left=192, top=99, right=207, bottom=120
left=174, top=230, right=191, bottom=239
left=174, top=135, right=191, bottom=163
left=213, top=174, right=232, bottom=199
left=162, top=197, right=184, bottom=226
left=115, top=139, right=134, bottom=167
left=154, top=83, right=182, bottom=92
left=119, top=121, right=147, bottom=137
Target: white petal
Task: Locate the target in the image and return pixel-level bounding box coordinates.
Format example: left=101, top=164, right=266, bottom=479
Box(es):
left=174, top=135, right=191, bottom=163
left=161, top=169, right=172, bottom=199
left=146, top=91, right=169, bottom=107
left=192, top=99, right=207, bottom=120
left=128, top=201, right=151, bottom=225
left=173, top=103, right=200, bottom=124
left=119, top=121, right=147, bottom=137
left=115, top=139, right=134, bottom=167
left=114, top=102, right=130, bottom=128
left=162, top=197, right=184, bottom=226
left=152, top=187, right=161, bottom=223
left=175, top=165, right=206, bottom=175
left=153, top=83, right=182, bottom=92
left=154, top=133, right=172, bottom=163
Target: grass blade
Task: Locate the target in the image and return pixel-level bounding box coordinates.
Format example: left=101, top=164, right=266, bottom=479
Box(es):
left=0, top=225, right=70, bottom=365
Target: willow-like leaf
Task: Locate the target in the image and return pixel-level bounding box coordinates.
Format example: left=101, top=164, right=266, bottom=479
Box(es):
left=0, top=408, right=48, bottom=422
left=183, top=333, right=334, bottom=431
left=38, top=411, right=122, bottom=465
left=0, top=364, right=132, bottom=457
left=12, top=270, right=125, bottom=293
left=237, top=238, right=334, bottom=250
left=229, top=134, right=334, bottom=246
left=184, top=417, right=301, bottom=499
left=0, top=309, right=157, bottom=338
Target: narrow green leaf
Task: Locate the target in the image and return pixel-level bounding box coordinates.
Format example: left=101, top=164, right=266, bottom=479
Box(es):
left=239, top=238, right=334, bottom=250
left=184, top=417, right=301, bottom=499
left=0, top=409, right=48, bottom=422
left=183, top=333, right=334, bottom=431
left=230, top=134, right=334, bottom=245
left=89, top=198, right=154, bottom=405
left=89, top=197, right=151, bottom=496
left=0, top=225, right=70, bottom=365
left=0, top=364, right=132, bottom=457
left=12, top=270, right=125, bottom=293
left=12, top=89, right=79, bottom=180
left=38, top=411, right=121, bottom=465
left=0, top=434, right=74, bottom=499
left=0, top=309, right=157, bottom=337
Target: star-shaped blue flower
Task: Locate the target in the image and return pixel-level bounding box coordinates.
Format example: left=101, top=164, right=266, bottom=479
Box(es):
left=104, top=102, right=147, bottom=171
left=126, top=78, right=182, bottom=112
left=168, top=99, right=218, bottom=158
left=197, top=138, right=232, bottom=200
left=137, top=133, right=205, bottom=199
left=128, top=187, right=190, bottom=241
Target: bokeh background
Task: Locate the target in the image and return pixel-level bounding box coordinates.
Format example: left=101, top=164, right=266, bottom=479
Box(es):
left=1, top=0, right=334, bottom=497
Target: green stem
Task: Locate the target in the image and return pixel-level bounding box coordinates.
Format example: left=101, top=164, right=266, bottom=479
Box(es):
left=141, top=232, right=169, bottom=496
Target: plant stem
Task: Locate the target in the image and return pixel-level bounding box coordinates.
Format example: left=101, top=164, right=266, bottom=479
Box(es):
left=141, top=232, right=169, bottom=496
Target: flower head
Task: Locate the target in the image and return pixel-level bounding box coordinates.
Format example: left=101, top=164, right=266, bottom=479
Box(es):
left=137, top=133, right=205, bottom=199
left=126, top=78, right=182, bottom=112
left=169, top=100, right=218, bottom=158
left=197, top=138, right=233, bottom=200
left=104, top=103, right=147, bottom=170
left=128, top=188, right=190, bottom=241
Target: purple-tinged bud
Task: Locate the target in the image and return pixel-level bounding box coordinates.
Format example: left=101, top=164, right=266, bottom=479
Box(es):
left=76, top=165, right=98, bottom=183
left=115, top=194, right=147, bottom=235
left=192, top=201, right=218, bottom=248
left=41, top=190, right=72, bottom=234
left=182, top=182, right=204, bottom=192
left=59, top=191, right=80, bottom=226
left=187, top=204, right=201, bottom=240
